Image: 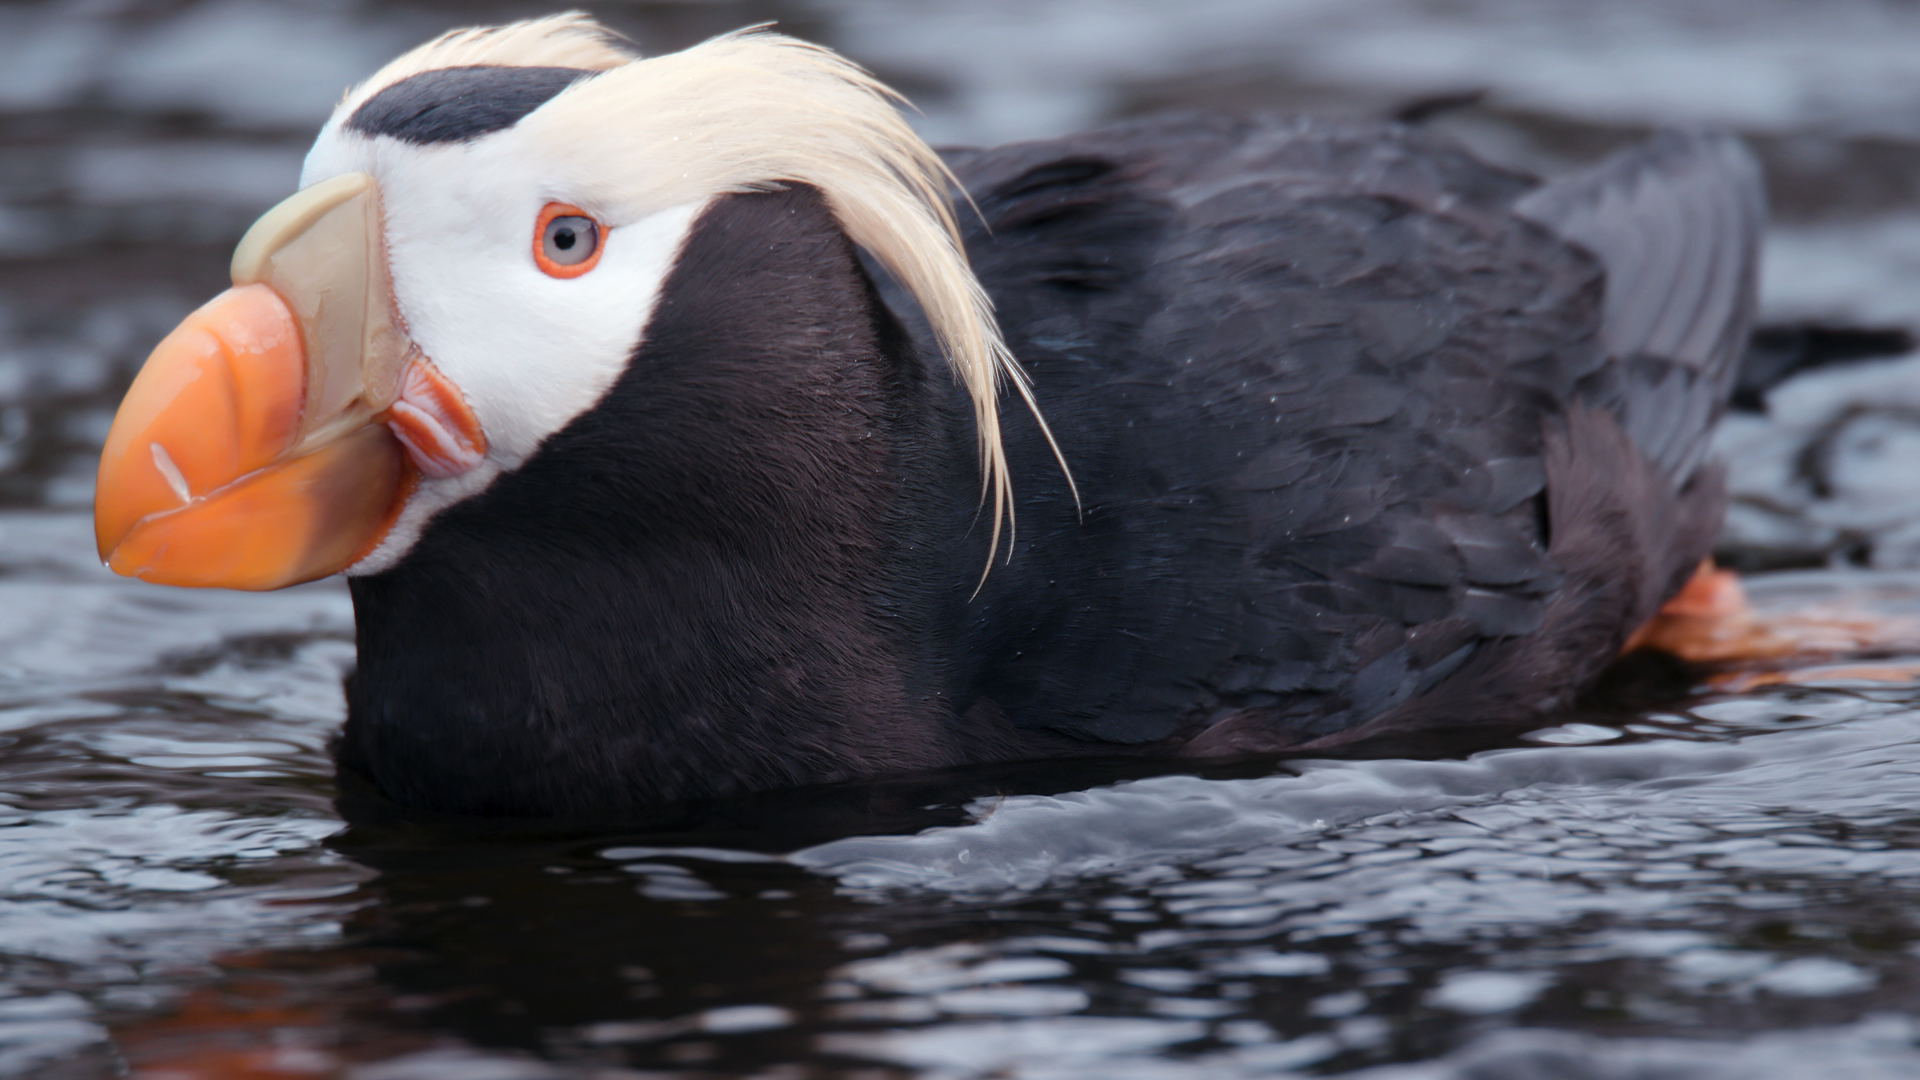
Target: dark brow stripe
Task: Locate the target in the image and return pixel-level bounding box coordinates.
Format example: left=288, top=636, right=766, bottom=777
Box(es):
left=346, top=65, right=592, bottom=145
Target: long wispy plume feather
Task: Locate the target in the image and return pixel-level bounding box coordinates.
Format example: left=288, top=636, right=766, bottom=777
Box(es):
left=343, top=15, right=1073, bottom=572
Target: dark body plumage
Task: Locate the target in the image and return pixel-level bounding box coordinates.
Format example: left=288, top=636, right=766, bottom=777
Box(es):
left=339, top=112, right=1762, bottom=815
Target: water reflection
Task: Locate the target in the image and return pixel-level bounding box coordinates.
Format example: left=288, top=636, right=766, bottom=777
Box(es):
left=89, top=664, right=1920, bottom=1078
left=2, top=541, right=1908, bottom=1077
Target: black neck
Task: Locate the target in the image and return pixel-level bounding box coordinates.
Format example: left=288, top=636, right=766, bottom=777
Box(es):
left=339, top=186, right=987, bottom=814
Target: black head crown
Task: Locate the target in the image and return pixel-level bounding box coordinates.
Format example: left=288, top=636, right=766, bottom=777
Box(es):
left=346, top=65, right=593, bottom=145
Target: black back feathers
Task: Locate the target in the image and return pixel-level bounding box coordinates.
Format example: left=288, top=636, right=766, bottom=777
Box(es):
left=337, top=114, right=1763, bottom=813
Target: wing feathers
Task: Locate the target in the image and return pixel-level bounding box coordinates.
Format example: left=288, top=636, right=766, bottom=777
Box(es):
left=1515, top=131, right=1765, bottom=481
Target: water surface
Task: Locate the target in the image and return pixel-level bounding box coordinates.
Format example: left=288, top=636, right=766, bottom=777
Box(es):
left=3, top=512, right=1920, bottom=1077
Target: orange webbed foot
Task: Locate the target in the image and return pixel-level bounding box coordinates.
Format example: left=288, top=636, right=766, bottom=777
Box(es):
left=1625, top=559, right=1920, bottom=687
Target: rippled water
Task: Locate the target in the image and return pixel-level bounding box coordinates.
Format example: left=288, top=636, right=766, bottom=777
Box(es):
left=10, top=0, right=1920, bottom=1076
left=2, top=510, right=1919, bottom=1077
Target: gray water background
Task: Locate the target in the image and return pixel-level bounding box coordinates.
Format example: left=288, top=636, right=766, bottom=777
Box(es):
left=8, top=1, right=1920, bottom=1076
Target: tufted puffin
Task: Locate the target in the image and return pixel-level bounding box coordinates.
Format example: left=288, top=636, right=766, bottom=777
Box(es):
left=91, top=15, right=1764, bottom=815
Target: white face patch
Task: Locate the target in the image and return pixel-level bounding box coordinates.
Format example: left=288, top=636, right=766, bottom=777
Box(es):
left=297, top=115, right=707, bottom=575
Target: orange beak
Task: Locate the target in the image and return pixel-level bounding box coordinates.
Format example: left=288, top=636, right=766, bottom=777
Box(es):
left=95, top=172, right=430, bottom=590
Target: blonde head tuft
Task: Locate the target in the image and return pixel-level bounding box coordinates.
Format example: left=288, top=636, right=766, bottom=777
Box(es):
left=338, top=13, right=634, bottom=116
left=340, top=16, right=1071, bottom=570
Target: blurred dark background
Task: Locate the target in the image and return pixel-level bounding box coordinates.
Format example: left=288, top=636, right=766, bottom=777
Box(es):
left=6, top=0, right=1920, bottom=565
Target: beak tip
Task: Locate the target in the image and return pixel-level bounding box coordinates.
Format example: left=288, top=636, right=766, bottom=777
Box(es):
left=93, top=512, right=122, bottom=571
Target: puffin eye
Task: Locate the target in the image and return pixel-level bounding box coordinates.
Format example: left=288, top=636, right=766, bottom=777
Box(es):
left=533, top=203, right=605, bottom=278
left=544, top=217, right=595, bottom=262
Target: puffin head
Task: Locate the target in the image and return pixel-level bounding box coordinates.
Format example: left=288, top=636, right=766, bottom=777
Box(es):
left=93, top=14, right=1039, bottom=590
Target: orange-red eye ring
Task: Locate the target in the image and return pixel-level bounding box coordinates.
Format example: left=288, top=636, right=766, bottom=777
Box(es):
left=533, top=202, right=605, bottom=279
